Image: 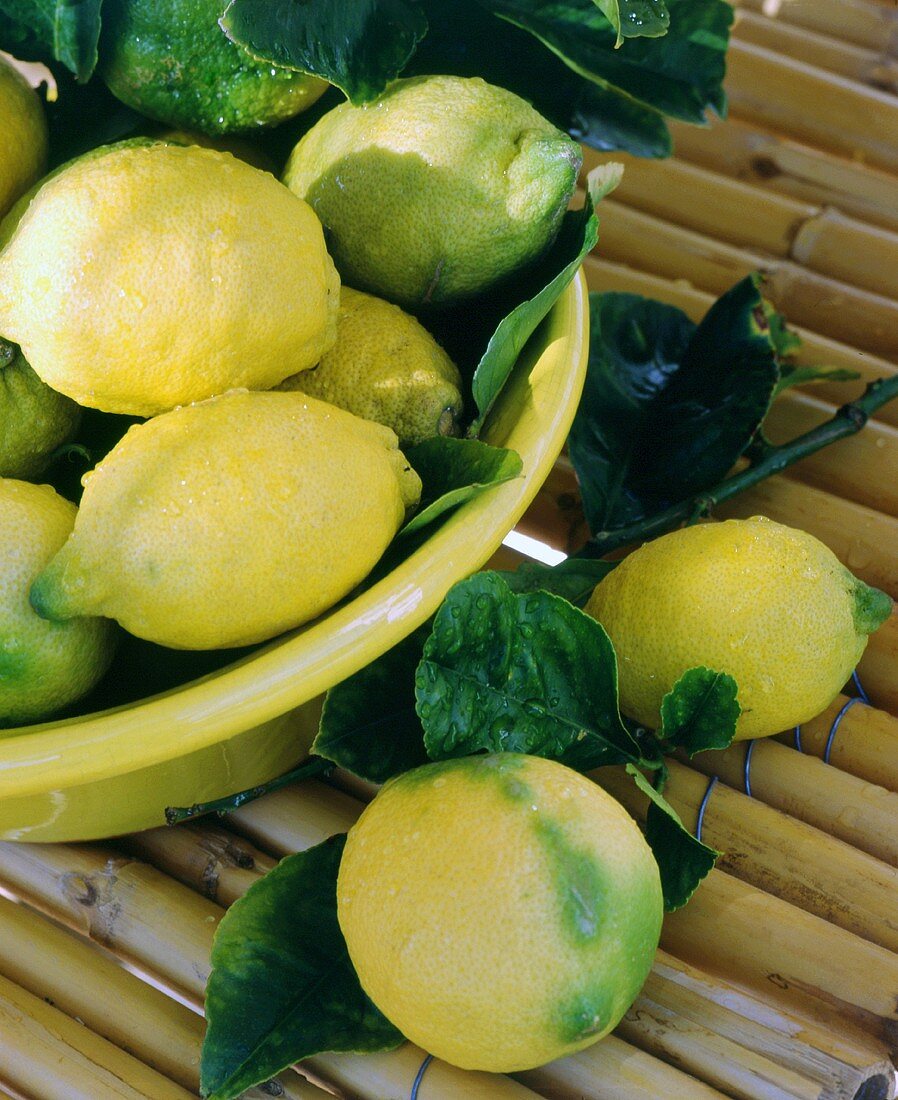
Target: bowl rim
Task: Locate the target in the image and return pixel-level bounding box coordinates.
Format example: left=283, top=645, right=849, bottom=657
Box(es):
left=0, top=270, right=589, bottom=797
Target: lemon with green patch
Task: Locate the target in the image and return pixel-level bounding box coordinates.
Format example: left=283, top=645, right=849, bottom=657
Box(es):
left=0, top=54, right=48, bottom=219
left=0, top=479, right=117, bottom=727
left=0, top=343, right=81, bottom=479
left=30, top=390, right=422, bottom=650
left=98, top=0, right=328, bottom=134
left=337, top=753, right=662, bottom=1073
left=283, top=75, right=582, bottom=309
left=278, top=287, right=464, bottom=444
left=586, top=516, right=892, bottom=740
left=0, top=141, right=339, bottom=416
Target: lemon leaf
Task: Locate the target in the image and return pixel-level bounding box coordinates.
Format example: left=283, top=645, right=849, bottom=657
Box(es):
left=462, top=189, right=599, bottom=436
left=773, top=365, right=860, bottom=399
left=498, top=557, right=618, bottom=607
left=313, top=626, right=432, bottom=783
left=417, top=572, right=642, bottom=769
left=201, top=836, right=403, bottom=1100
left=400, top=437, right=523, bottom=537
left=0, top=0, right=102, bottom=81
left=591, top=0, right=670, bottom=46
left=659, top=667, right=740, bottom=756
left=626, top=764, right=718, bottom=910
left=220, top=0, right=428, bottom=104
left=569, top=276, right=779, bottom=535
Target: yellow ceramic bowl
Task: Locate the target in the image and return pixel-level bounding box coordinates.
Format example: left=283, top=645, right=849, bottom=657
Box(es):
left=0, top=272, right=589, bottom=841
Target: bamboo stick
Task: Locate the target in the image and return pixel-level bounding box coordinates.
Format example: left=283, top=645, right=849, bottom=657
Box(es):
left=790, top=206, right=898, bottom=301
left=725, top=40, right=898, bottom=173
left=582, top=148, right=815, bottom=257
left=633, top=950, right=896, bottom=1100
left=763, top=390, right=898, bottom=518
left=592, top=203, right=898, bottom=359
left=732, top=0, right=898, bottom=52
left=686, top=739, right=898, bottom=866
left=732, top=9, right=898, bottom=91
left=775, top=694, right=898, bottom=792
left=308, top=1045, right=542, bottom=1100
left=858, top=608, right=898, bottom=714
left=515, top=1034, right=729, bottom=1099
left=0, top=895, right=205, bottom=1091
left=226, top=778, right=361, bottom=855
left=594, top=770, right=898, bottom=1034
left=599, top=760, right=898, bottom=954
left=121, top=822, right=277, bottom=909
left=668, top=116, right=898, bottom=234
left=0, top=970, right=193, bottom=1099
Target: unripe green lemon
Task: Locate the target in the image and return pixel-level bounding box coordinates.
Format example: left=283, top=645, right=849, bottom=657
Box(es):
left=278, top=287, right=463, bottom=444
left=0, top=479, right=117, bottom=727
left=30, top=390, right=422, bottom=650
left=338, top=753, right=663, bottom=1073
left=0, top=343, right=81, bottom=479
left=585, top=517, right=893, bottom=740
left=283, top=75, right=582, bottom=308
left=0, top=141, right=339, bottom=416
left=0, top=55, right=48, bottom=219
left=98, top=0, right=328, bottom=134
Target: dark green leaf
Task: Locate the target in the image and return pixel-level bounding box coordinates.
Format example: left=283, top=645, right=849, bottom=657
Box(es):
left=593, top=0, right=669, bottom=44
left=400, top=437, right=523, bottom=537
left=659, top=667, right=740, bottom=755
left=482, top=0, right=730, bottom=125
left=416, top=572, right=641, bottom=770
left=411, top=1, right=672, bottom=158
left=313, top=627, right=431, bottom=783
left=465, top=167, right=618, bottom=435
left=626, top=765, right=718, bottom=910
left=774, top=365, right=860, bottom=398
left=499, top=556, right=618, bottom=607
left=569, top=276, right=779, bottom=535
left=221, top=0, right=428, bottom=104
left=0, top=0, right=102, bottom=80
left=201, top=836, right=403, bottom=1100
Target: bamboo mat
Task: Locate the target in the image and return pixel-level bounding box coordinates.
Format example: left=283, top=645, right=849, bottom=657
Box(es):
left=3, top=6, right=898, bottom=1098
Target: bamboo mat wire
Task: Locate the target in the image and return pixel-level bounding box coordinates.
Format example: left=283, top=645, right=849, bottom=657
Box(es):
left=2, top=9, right=898, bottom=1098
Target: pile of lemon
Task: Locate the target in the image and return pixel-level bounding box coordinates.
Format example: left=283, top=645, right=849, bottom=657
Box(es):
left=0, top=53, right=583, bottom=725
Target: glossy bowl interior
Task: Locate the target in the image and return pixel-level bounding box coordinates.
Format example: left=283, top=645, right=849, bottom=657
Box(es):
left=0, top=271, right=589, bottom=841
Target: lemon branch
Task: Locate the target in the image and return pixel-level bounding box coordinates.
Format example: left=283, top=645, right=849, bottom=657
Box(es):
left=165, top=757, right=333, bottom=825
left=581, top=374, right=898, bottom=558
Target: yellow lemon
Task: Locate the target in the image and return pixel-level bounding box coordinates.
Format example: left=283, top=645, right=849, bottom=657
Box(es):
left=278, top=287, right=463, bottom=444
left=585, top=517, right=893, bottom=740
left=0, top=141, right=340, bottom=415
left=0, top=479, right=117, bottom=727
left=338, top=753, right=663, bottom=1073
left=0, top=343, right=81, bottom=479
left=0, top=55, right=48, bottom=219
left=30, top=390, right=421, bottom=650
left=283, top=75, right=582, bottom=308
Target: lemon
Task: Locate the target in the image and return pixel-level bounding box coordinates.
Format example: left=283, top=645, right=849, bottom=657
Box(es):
left=152, top=129, right=278, bottom=174
left=0, top=343, right=81, bottom=479
left=0, top=141, right=340, bottom=416
left=0, top=480, right=117, bottom=727
left=338, top=753, right=663, bottom=1073
left=30, top=390, right=422, bottom=650
left=283, top=75, right=582, bottom=308
left=585, top=517, right=893, bottom=740
left=0, top=55, right=48, bottom=219
left=278, top=288, right=464, bottom=444
left=98, top=0, right=328, bottom=134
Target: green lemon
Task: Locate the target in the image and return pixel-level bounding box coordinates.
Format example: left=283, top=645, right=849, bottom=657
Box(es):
left=338, top=753, right=662, bottom=1073
left=0, top=479, right=117, bottom=727
left=97, top=0, right=328, bottom=134
left=0, top=342, right=81, bottom=479
left=283, top=75, right=582, bottom=308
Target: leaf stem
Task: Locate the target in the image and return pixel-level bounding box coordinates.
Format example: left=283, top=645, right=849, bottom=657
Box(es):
left=582, top=375, right=898, bottom=557
left=165, top=757, right=333, bottom=825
